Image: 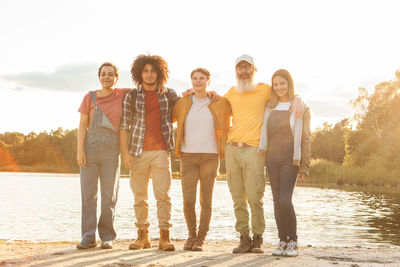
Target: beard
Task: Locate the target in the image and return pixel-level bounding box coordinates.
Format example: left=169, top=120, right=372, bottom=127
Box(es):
left=143, top=80, right=157, bottom=86
left=236, top=77, right=255, bottom=93
left=142, top=80, right=158, bottom=90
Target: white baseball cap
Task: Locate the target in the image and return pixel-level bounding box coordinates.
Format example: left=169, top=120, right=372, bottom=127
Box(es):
left=235, top=54, right=254, bottom=66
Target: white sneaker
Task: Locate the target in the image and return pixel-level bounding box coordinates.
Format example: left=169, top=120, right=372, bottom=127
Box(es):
left=101, top=240, right=113, bottom=249
left=272, top=240, right=287, bottom=256
left=283, top=240, right=298, bottom=257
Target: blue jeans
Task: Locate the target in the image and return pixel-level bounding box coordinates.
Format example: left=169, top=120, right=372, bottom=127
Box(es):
left=80, top=126, right=120, bottom=242
left=266, top=159, right=298, bottom=242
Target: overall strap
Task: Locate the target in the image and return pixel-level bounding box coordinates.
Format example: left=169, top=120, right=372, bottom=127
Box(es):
left=88, top=91, right=98, bottom=132
left=89, top=91, right=98, bottom=108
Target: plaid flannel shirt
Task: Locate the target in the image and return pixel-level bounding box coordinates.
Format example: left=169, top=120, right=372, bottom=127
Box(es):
left=120, top=85, right=178, bottom=156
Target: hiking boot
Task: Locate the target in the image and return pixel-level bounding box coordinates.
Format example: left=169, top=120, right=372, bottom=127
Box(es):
left=272, top=240, right=287, bottom=256
left=232, top=234, right=252, bottom=253
left=283, top=240, right=298, bottom=257
left=251, top=234, right=264, bottom=253
left=100, top=240, right=113, bottom=249
left=191, top=233, right=206, bottom=251
left=129, top=230, right=151, bottom=250
left=76, top=240, right=97, bottom=249
left=183, top=233, right=197, bottom=251
left=158, top=229, right=175, bottom=251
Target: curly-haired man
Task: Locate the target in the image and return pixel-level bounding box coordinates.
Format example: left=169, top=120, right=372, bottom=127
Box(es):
left=120, top=54, right=178, bottom=251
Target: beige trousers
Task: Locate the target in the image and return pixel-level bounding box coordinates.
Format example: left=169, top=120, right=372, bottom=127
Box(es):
left=180, top=153, right=219, bottom=236
left=130, top=150, right=172, bottom=230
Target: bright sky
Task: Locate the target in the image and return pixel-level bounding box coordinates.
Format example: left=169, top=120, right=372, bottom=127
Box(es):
left=1, top=0, right=399, bottom=134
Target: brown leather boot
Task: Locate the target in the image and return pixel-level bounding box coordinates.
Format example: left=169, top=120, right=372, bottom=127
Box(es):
left=158, top=229, right=175, bottom=251
left=251, top=234, right=264, bottom=253
left=183, top=232, right=197, bottom=250
left=232, top=234, right=252, bottom=253
left=191, top=232, right=206, bottom=251
left=129, top=230, right=151, bottom=250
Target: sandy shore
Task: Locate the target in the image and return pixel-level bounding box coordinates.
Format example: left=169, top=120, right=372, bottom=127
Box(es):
left=0, top=239, right=399, bottom=267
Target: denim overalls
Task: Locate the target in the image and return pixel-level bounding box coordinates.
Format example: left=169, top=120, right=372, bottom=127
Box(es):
left=266, top=109, right=299, bottom=242
left=80, top=91, right=120, bottom=243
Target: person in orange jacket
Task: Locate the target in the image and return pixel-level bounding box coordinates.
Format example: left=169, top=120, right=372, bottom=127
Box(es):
left=173, top=68, right=231, bottom=251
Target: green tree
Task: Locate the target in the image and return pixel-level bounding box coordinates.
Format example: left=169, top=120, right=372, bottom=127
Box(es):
left=345, top=71, right=400, bottom=166
left=311, top=119, right=350, bottom=164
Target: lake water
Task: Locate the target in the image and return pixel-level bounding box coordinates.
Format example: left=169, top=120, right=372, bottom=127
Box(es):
left=0, top=172, right=399, bottom=247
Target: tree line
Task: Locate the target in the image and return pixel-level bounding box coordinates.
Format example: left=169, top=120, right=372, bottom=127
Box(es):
left=310, top=71, right=400, bottom=187
left=0, top=128, right=179, bottom=174
left=0, top=128, right=78, bottom=173
left=1, top=71, right=399, bottom=187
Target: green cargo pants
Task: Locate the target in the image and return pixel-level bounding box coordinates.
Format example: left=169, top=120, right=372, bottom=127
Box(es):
left=225, top=144, right=266, bottom=236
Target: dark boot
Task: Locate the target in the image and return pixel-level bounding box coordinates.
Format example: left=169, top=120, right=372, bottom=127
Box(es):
left=183, top=232, right=197, bottom=250
left=192, top=232, right=206, bottom=251
left=158, top=229, right=175, bottom=251
left=232, top=234, right=252, bottom=253
left=129, top=230, right=151, bottom=250
left=251, top=234, right=264, bottom=253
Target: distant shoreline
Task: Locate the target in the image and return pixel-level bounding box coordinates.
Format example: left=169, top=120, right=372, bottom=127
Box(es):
left=1, top=170, right=400, bottom=197
left=0, top=166, right=77, bottom=174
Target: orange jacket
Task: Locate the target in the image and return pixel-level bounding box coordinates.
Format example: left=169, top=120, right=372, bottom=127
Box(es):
left=172, top=95, right=231, bottom=158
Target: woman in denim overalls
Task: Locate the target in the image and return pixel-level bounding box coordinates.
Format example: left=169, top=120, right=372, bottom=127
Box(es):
left=76, top=62, right=129, bottom=249
left=258, top=69, right=311, bottom=257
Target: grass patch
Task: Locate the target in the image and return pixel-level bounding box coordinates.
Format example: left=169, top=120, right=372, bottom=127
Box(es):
left=305, top=159, right=400, bottom=188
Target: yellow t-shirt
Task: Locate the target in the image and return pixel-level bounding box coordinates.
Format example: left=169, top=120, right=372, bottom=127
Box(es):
left=224, top=84, right=271, bottom=146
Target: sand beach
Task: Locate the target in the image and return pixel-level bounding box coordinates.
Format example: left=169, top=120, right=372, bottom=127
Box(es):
left=1, top=239, right=399, bottom=267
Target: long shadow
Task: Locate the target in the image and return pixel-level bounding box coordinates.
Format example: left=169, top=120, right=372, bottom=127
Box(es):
left=0, top=247, right=80, bottom=266
left=98, top=250, right=185, bottom=267
left=30, top=248, right=155, bottom=267
left=175, top=252, right=277, bottom=267
left=174, top=252, right=233, bottom=267
left=1, top=245, right=280, bottom=267
left=230, top=255, right=277, bottom=267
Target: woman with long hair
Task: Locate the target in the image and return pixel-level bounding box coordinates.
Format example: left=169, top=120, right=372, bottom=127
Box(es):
left=77, top=62, right=129, bottom=249
left=258, top=69, right=311, bottom=257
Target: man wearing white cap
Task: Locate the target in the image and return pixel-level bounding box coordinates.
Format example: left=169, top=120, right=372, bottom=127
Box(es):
left=224, top=55, right=302, bottom=253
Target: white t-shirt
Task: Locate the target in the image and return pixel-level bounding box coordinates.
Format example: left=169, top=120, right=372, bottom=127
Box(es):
left=273, top=102, right=295, bottom=132
left=180, top=96, right=218, bottom=154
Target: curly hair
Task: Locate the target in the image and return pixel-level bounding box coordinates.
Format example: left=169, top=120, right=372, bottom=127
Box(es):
left=131, top=54, right=169, bottom=86
left=98, top=62, right=119, bottom=79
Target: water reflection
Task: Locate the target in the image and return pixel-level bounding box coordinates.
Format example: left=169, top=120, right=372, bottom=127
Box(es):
left=0, top=172, right=399, bottom=247
left=356, top=192, right=400, bottom=246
